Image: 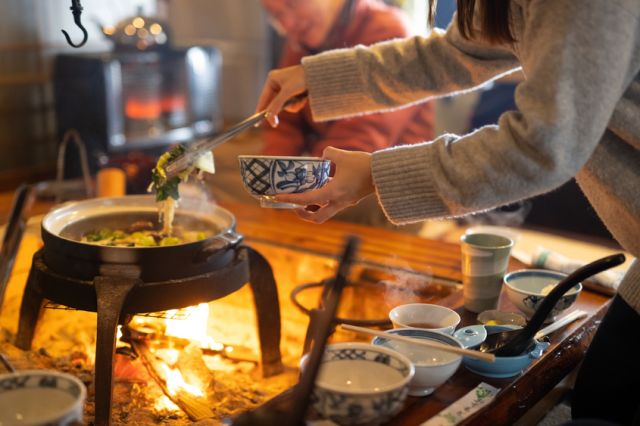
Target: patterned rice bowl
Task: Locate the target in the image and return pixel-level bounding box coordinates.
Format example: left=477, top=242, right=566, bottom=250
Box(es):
left=238, top=155, right=330, bottom=208
left=0, top=370, right=86, bottom=426
left=301, top=342, right=415, bottom=425
left=503, top=269, right=582, bottom=322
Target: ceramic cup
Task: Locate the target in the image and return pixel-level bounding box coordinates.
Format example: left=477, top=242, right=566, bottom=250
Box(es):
left=388, top=303, right=461, bottom=335
left=460, top=232, right=514, bottom=313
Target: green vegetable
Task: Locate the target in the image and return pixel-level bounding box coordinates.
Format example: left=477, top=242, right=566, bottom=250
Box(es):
left=129, top=232, right=156, bottom=247
left=160, top=237, right=181, bottom=246
left=81, top=227, right=212, bottom=247
left=85, top=228, right=113, bottom=241
left=150, top=145, right=190, bottom=202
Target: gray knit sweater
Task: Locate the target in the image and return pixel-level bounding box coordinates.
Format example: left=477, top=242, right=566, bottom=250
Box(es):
left=301, top=0, right=640, bottom=313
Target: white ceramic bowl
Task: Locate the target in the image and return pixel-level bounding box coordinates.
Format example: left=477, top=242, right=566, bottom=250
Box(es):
left=301, top=342, right=414, bottom=425
left=389, top=303, right=461, bottom=335
left=0, top=370, right=86, bottom=426
left=503, top=269, right=582, bottom=322
left=372, top=328, right=462, bottom=396
left=238, top=155, right=330, bottom=208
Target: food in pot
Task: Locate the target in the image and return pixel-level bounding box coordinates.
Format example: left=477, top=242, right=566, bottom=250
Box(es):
left=148, top=145, right=215, bottom=235
left=81, top=221, right=210, bottom=247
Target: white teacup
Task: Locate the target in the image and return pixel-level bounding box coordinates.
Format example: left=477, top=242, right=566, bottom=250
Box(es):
left=389, top=303, right=461, bottom=335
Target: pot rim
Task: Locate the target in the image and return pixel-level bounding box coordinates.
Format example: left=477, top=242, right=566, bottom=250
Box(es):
left=41, top=195, right=237, bottom=250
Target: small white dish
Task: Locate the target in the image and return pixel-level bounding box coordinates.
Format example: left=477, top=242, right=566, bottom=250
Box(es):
left=477, top=309, right=527, bottom=327
left=389, top=303, right=461, bottom=335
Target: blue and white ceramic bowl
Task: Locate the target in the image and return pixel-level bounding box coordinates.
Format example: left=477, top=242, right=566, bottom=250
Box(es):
left=372, top=328, right=462, bottom=397
left=0, top=370, right=87, bottom=426
left=454, top=325, right=550, bottom=379
left=301, top=342, right=414, bottom=425
left=238, top=155, right=331, bottom=208
left=503, top=269, right=582, bottom=322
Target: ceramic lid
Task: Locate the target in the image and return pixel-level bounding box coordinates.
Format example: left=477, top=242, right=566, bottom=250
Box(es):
left=453, top=325, right=488, bottom=349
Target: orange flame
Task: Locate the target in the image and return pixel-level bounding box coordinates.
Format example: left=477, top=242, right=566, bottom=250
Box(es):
left=164, top=303, right=224, bottom=351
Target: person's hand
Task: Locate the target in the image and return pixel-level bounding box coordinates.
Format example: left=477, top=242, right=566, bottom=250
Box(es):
left=274, top=147, right=375, bottom=223
left=256, top=65, right=308, bottom=127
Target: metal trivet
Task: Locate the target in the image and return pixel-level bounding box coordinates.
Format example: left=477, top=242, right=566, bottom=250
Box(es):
left=44, top=302, right=193, bottom=320
left=16, top=246, right=283, bottom=426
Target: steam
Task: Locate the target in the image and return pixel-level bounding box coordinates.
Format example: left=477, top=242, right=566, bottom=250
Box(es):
left=373, top=259, right=435, bottom=309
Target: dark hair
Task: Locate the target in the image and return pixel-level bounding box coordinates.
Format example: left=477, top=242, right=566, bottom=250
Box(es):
left=428, top=0, right=514, bottom=44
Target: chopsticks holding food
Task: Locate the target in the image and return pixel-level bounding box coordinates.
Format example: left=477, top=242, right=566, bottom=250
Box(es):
left=340, top=324, right=496, bottom=362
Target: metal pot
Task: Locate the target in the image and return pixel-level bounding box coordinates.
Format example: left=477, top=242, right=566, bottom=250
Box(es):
left=41, top=195, right=243, bottom=282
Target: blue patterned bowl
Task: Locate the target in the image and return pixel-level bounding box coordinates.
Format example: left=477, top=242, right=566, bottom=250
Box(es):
left=301, top=342, right=414, bottom=425
left=238, top=155, right=331, bottom=208
left=0, top=370, right=86, bottom=425
left=503, top=269, right=582, bottom=322
left=454, top=325, right=550, bottom=379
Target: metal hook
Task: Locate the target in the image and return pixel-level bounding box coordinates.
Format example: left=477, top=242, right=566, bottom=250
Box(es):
left=61, top=0, right=88, bottom=48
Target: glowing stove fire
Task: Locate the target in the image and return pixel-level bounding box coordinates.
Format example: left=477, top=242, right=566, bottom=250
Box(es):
left=112, top=302, right=267, bottom=421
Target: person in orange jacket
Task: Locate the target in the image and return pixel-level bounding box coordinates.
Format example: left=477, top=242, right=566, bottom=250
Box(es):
left=260, top=0, right=434, bottom=230
left=262, top=0, right=434, bottom=158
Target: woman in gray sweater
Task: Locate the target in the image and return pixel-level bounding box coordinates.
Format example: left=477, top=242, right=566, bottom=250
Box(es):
left=257, top=0, right=640, bottom=423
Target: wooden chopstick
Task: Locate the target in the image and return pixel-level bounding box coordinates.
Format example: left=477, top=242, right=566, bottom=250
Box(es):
left=340, top=324, right=496, bottom=362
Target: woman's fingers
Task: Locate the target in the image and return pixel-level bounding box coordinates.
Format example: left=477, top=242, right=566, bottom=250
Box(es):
left=275, top=185, right=332, bottom=206
left=283, top=95, right=308, bottom=113
left=294, top=201, right=344, bottom=224
left=256, top=65, right=307, bottom=127
left=256, top=77, right=281, bottom=125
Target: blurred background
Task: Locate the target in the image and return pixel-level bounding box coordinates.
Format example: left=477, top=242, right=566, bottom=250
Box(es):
left=0, top=0, right=613, bottom=243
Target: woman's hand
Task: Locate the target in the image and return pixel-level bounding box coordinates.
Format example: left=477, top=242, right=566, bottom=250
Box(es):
left=257, top=64, right=308, bottom=127
left=275, top=147, right=375, bottom=223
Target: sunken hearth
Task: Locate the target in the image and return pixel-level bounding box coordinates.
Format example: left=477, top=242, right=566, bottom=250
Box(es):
left=14, top=245, right=283, bottom=426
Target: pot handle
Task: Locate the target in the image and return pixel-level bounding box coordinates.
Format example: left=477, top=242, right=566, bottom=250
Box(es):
left=196, top=231, right=243, bottom=263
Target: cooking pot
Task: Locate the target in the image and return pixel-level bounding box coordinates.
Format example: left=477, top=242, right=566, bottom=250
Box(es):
left=41, top=195, right=242, bottom=282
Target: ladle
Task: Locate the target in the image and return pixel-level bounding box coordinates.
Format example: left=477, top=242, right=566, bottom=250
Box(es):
left=479, top=253, right=625, bottom=356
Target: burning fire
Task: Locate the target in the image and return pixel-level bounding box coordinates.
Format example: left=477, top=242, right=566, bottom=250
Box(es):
left=128, top=303, right=222, bottom=416
left=154, top=395, right=180, bottom=412
left=164, top=303, right=223, bottom=352
left=162, top=362, right=204, bottom=397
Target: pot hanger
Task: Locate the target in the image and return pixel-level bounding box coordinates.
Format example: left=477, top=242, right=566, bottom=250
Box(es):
left=62, top=0, right=88, bottom=48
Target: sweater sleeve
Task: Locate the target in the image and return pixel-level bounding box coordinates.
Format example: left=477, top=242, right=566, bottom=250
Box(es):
left=371, top=0, right=640, bottom=224
left=302, top=14, right=520, bottom=122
